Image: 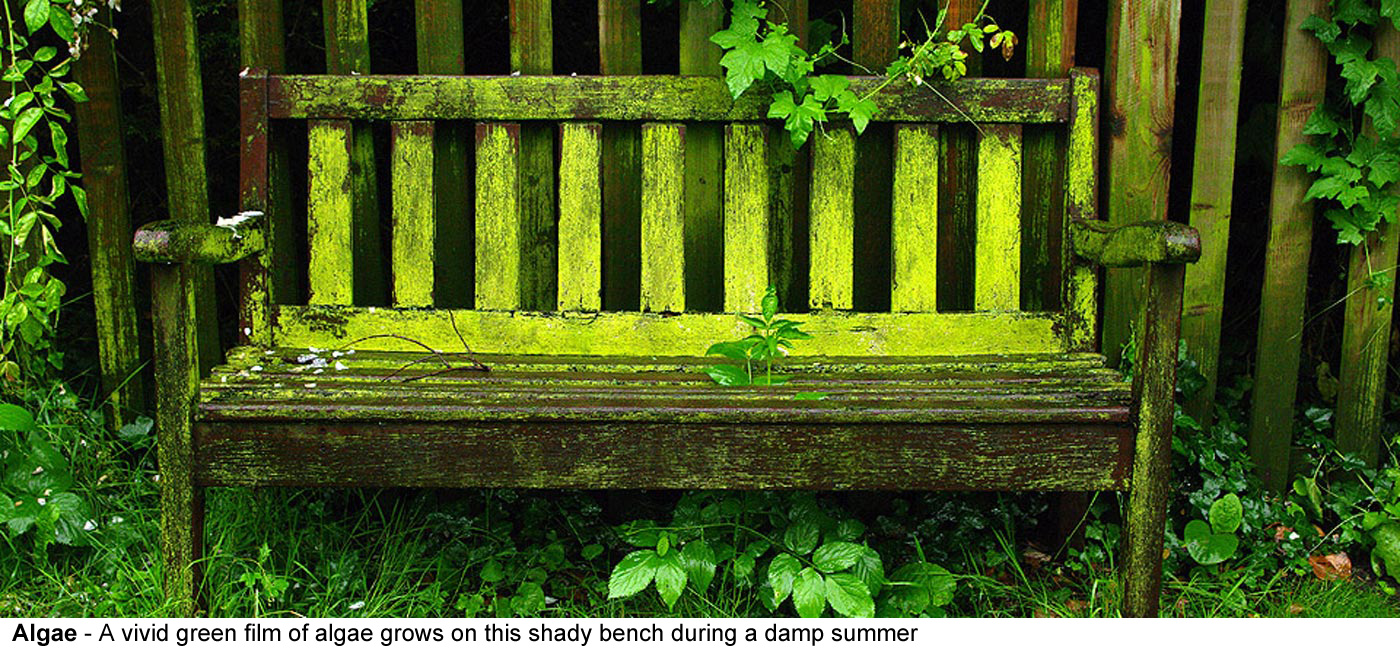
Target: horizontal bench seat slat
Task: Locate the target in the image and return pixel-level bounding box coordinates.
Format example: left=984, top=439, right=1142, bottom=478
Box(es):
left=271, top=306, right=1067, bottom=356
left=194, top=420, right=1133, bottom=491
left=266, top=75, right=1073, bottom=123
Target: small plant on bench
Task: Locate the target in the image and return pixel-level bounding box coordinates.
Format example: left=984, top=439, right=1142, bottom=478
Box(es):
left=703, top=286, right=812, bottom=386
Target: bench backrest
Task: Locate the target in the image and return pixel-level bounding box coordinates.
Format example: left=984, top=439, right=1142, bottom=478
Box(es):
left=236, top=70, right=1100, bottom=358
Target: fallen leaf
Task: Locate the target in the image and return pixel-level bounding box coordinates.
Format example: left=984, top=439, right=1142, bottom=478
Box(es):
left=1288, top=603, right=1306, bottom=616
left=1308, top=552, right=1352, bottom=581
left=1064, top=599, right=1087, bottom=615
left=1022, top=548, right=1051, bottom=570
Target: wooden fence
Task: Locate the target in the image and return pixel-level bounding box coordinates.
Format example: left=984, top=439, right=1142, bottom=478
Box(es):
left=69, top=0, right=1397, bottom=492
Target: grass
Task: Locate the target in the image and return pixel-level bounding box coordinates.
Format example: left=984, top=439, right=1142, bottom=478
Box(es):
left=2, top=384, right=1398, bottom=618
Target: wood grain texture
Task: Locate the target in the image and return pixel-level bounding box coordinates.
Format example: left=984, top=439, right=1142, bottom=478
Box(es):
left=1063, top=68, right=1101, bottom=352
left=851, top=0, right=898, bottom=312
left=557, top=123, right=604, bottom=311
left=1024, top=0, right=1078, bottom=310
left=272, top=306, right=1068, bottom=357
left=1248, top=0, right=1330, bottom=492
left=892, top=124, right=940, bottom=312
left=73, top=9, right=145, bottom=422
left=390, top=121, right=436, bottom=307
left=600, top=0, right=644, bottom=311
left=937, top=0, right=989, bottom=313
left=474, top=123, right=523, bottom=310
left=809, top=127, right=856, bottom=310
left=306, top=121, right=355, bottom=305
left=724, top=124, right=771, bottom=313
left=150, top=0, right=219, bottom=371
left=510, top=0, right=557, bottom=310
left=975, top=125, right=1023, bottom=311
left=1183, top=0, right=1246, bottom=426
left=1102, top=0, right=1182, bottom=364
left=239, top=0, right=296, bottom=310
left=641, top=123, right=687, bottom=312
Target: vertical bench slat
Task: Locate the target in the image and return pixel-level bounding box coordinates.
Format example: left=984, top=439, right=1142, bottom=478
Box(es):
left=599, top=0, right=643, bottom=311
left=391, top=121, right=436, bottom=307
left=975, top=124, right=1023, bottom=311
left=1063, top=69, right=1100, bottom=351
left=680, top=1, right=725, bottom=311
left=475, top=123, right=522, bottom=310
left=808, top=127, right=855, bottom=311
left=724, top=124, right=771, bottom=313
left=510, top=0, right=557, bottom=310
left=415, top=0, right=473, bottom=308
left=307, top=120, right=355, bottom=305
left=892, top=124, right=941, bottom=312
left=558, top=122, right=603, bottom=312
left=641, top=123, right=687, bottom=312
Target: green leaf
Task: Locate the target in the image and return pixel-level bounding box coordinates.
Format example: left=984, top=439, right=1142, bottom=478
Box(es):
left=784, top=520, right=820, bottom=555
left=793, top=391, right=829, bottom=400
left=1371, top=522, right=1400, bottom=578
left=812, top=541, right=865, bottom=572
left=851, top=546, right=884, bottom=595
left=810, top=75, right=849, bottom=102
left=608, top=549, right=658, bottom=599
left=719, top=46, right=765, bottom=98
left=762, top=285, right=779, bottom=321
left=479, top=559, right=504, bottom=582
left=618, top=519, right=661, bottom=547
left=1209, top=494, right=1243, bottom=534
left=48, top=122, right=67, bottom=168
left=656, top=532, right=671, bottom=556
left=71, top=185, right=87, bottom=219
left=706, top=340, right=755, bottom=360
left=58, top=82, right=88, bottom=103
left=751, top=374, right=790, bottom=386
left=116, top=416, right=154, bottom=447
left=48, top=7, right=75, bottom=43
left=1183, top=519, right=1238, bottom=565
left=768, top=553, right=800, bottom=605
left=1279, top=143, right=1326, bottom=171
left=731, top=553, right=756, bottom=582
left=0, top=404, right=35, bottom=431
left=1305, top=175, right=1352, bottom=202
left=511, top=582, right=546, bottom=615
left=1384, top=0, right=1400, bottom=28
left=824, top=572, right=875, bottom=618
left=23, top=0, right=49, bottom=35
left=1301, top=14, right=1341, bottom=43
left=654, top=552, right=687, bottom=610
left=738, top=314, right=767, bottom=329
left=885, top=561, right=955, bottom=615
left=704, top=364, right=750, bottom=386
left=581, top=543, right=603, bottom=561
left=792, top=568, right=825, bottom=618
left=13, top=107, right=43, bottom=145
left=680, top=539, right=717, bottom=594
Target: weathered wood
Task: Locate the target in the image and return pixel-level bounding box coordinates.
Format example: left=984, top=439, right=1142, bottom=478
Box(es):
left=852, top=0, right=897, bottom=312
left=1102, top=0, right=1182, bottom=364
left=134, top=218, right=266, bottom=265
left=1063, top=69, right=1101, bottom=352
left=892, top=124, right=940, bottom=312
left=266, top=75, right=1075, bottom=123
left=557, top=123, right=604, bottom=311
left=273, top=306, right=1067, bottom=357
left=474, top=123, right=523, bottom=310
left=680, top=0, right=725, bottom=311
left=938, top=0, right=988, bottom=313
left=767, top=0, right=809, bottom=310
left=306, top=121, right=355, bottom=305
left=599, top=0, right=643, bottom=311
left=510, top=0, right=557, bottom=310
left=237, top=69, right=272, bottom=346
left=1335, top=25, right=1400, bottom=469
left=239, top=0, right=296, bottom=315
left=724, top=124, right=771, bottom=312
left=1248, top=0, right=1330, bottom=492
left=150, top=0, right=220, bottom=371
left=415, top=0, right=473, bottom=308
left=1123, top=263, right=1186, bottom=618
left=195, top=420, right=1132, bottom=492
left=322, top=0, right=386, bottom=306
left=390, top=121, right=436, bottom=307
left=1024, top=0, right=1078, bottom=310
left=72, top=9, right=146, bottom=422
left=641, top=123, right=687, bottom=313
left=150, top=265, right=204, bottom=615
left=1182, top=0, right=1247, bottom=426
left=1070, top=218, right=1201, bottom=268
left=809, top=127, right=856, bottom=311
left=975, top=125, right=1024, bottom=311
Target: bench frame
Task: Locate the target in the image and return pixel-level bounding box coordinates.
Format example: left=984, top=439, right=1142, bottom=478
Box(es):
left=137, top=69, right=1199, bottom=617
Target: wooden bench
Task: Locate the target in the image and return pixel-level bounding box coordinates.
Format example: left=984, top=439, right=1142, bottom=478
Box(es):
left=134, top=67, right=1199, bottom=616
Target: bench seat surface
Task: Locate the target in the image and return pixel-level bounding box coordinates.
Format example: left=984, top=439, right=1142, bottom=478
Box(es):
left=193, top=347, right=1133, bottom=492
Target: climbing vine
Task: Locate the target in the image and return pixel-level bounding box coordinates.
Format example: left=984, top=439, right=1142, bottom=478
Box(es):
left=1281, top=1, right=1400, bottom=256
left=0, top=0, right=100, bottom=386
left=702, top=0, right=1015, bottom=147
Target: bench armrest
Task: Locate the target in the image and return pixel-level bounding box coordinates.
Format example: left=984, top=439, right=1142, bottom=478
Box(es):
left=1070, top=218, right=1200, bottom=268
left=133, top=212, right=265, bottom=264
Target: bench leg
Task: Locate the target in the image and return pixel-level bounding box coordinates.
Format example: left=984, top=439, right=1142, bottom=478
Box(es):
left=152, top=265, right=205, bottom=615
left=1122, top=263, right=1185, bottom=617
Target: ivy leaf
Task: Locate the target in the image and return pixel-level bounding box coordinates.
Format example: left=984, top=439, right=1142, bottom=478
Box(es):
left=654, top=552, right=687, bottom=610
left=680, top=539, right=717, bottom=594
left=1327, top=208, right=1367, bottom=245
left=792, top=568, right=825, bottom=618
left=824, top=572, right=875, bottom=618
left=1302, top=106, right=1343, bottom=137
left=23, top=0, right=48, bottom=35
left=1279, top=143, right=1326, bottom=172
left=810, top=75, right=849, bottom=102
left=1364, top=62, right=1400, bottom=134
left=608, top=549, right=659, bottom=599
left=1301, top=15, right=1341, bottom=43
left=768, top=553, right=800, bottom=605
left=719, top=45, right=766, bottom=98
left=1334, top=0, right=1379, bottom=24
left=1305, top=175, right=1351, bottom=202
left=759, top=28, right=800, bottom=83
left=1342, top=59, right=1379, bottom=105
left=1384, top=0, right=1400, bottom=29
left=836, top=92, right=878, bottom=134
left=812, top=541, right=865, bottom=572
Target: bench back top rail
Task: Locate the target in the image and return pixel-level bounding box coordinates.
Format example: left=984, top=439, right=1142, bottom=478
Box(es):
left=237, top=69, right=1101, bottom=359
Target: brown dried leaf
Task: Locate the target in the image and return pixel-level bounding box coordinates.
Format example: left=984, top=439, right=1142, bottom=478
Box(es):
left=1308, top=552, right=1352, bottom=581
